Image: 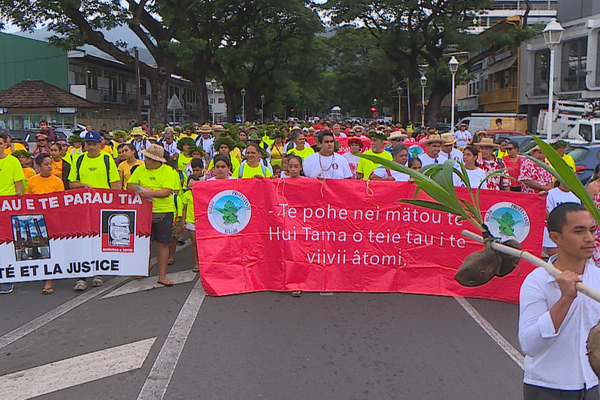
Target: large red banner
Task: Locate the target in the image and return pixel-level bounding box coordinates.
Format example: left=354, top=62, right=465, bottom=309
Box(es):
left=194, top=179, right=545, bottom=302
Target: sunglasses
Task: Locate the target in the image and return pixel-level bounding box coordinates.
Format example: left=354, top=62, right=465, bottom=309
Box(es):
left=506, top=147, right=515, bottom=150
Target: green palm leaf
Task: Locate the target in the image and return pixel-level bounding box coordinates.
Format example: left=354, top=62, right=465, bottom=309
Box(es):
left=530, top=136, right=600, bottom=224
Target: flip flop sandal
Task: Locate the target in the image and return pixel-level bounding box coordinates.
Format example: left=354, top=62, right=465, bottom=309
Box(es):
left=92, top=277, right=104, bottom=287
left=192, top=267, right=199, bottom=272
left=291, top=291, right=302, bottom=297
left=42, top=287, right=54, bottom=295
left=157, top=280, right=174, bottom=287
left=74, top=280, right=87, bottom=291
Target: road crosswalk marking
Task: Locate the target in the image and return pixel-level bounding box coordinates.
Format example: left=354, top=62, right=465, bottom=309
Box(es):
left=0, top=337, right=156, bottom=400
left=102, top=270, right=197, bottom=299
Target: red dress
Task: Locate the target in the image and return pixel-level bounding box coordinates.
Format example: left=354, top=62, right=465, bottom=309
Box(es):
left=502, top=155, right=524, bottom=189
left=476, top=156, right=501, bottom=190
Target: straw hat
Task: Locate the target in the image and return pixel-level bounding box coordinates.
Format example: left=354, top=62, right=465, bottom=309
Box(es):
left=199, top=124, right=212, bottom=133
left=348, top=137, right=364, bottom=148
left=141, top=144, right=167, bottom=163
left=474, top=137, right=499, bottom=148
left=423, top=134, right=444, bottom=146
left=213, top=124, right=224, bottom=131
left=388, top=131, right=407, bottom=141
left=353, top=125, right=365, bottom=132
left=291, top=125, right=302, bottom=132
left=530, top=145, right=543, bottom=153
left=440, top=132, right=457, bottom=145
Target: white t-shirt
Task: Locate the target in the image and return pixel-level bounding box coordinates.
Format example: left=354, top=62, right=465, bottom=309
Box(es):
left=343, top=153, right=361, bottom=179
left=418, top=153, right=441, bottom=167
left=206, top=176, right=237, bottom=181
left=372, top=166, right=410, bottom=182
left=453, top=130, right=472, bottom=147
left=542, top=187, right=581, bottom=248
left=453, top=167, right=487, bottom=189
left=303, top=152, right=352, bottom=179
left=438, top=148, right=463, bottom=163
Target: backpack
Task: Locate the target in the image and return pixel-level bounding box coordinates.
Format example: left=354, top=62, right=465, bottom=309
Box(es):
left=238, top=160, right=267, bottom=178
left=76, top=154, right=112, bottom=188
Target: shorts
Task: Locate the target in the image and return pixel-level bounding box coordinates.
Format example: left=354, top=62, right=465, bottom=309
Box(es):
left=151, top=212, right=174, bottom=244
left=542, top=227, right=557, bottom=248
left=185, top=222, right=195, bottom=231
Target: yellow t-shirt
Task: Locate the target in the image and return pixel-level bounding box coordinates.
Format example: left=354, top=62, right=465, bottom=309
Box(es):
left=181, top=190, right=195, bottom=224
left=118, top=159, right=144, bottom=188
left=26, top=174, right=64, bottom=194
left=0, top=155, right=25, bottom=195
left=357, top=149, right=393, bottom=180
left=178, top=153, right=192, bottom=172
left=233, top=162, right=273, bottom=179
left=23, top=167, right=36, bottom=179
left=230, top=147, right=243, bottom=163
left=545, top=154, right=577, bottom=173
left=262, top=134, right=275, bottom=147
left=128, top=164, right=180, bottom=213
left=3, top=142, right=26, bottom=155
left=207, top=155, right=240, bottom=172
left=68, top=154, right=120, bottom=189
left=287, top=146, right=314, bottom=160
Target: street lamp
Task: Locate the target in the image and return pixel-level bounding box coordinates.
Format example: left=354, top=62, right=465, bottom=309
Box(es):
left=448, top=56, right=459, bottom=134
left=543, top=18, right=564, bottom=142
left=210, top=79, right=216, bottom=124
left=420, top=75, right=427, bottom=128
left=261, top=94, right=265, bottom=123
left=241, top=88, right=246, bottom=123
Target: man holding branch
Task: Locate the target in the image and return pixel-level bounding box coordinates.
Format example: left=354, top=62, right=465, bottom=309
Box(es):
left=519, top=203, right=600, bottom=399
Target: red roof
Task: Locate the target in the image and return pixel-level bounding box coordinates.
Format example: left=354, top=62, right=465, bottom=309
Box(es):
left=0, top=80, right=95, bottom=109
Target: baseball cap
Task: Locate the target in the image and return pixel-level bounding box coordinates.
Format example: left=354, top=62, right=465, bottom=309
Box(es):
left=84, top=130, right=102, bottom=143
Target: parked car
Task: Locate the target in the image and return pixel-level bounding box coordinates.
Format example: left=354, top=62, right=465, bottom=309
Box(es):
left=6, top=129, right=72, bottom=148
left=566, top=144, right=600, bottom=185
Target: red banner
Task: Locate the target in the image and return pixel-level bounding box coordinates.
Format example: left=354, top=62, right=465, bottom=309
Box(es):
left=0, top=189, right=152, bottom=282
left=194, top=180, right=545, bottom=302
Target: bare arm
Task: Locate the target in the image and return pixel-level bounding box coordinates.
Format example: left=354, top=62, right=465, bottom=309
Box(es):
left=14, top=180, right=23, bottom=196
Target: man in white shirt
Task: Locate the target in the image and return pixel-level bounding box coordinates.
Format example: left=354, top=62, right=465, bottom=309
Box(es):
left=519, top=203, right=600, bottom=399
left=437, top=133, right=463, bottom=163
left=196, top=124, right=215, bottom=163
left=418, top=134, right=444, bottom=166
left=303, top=131, right=352, bottom=179
left=453, top=123, right=472, bottom=148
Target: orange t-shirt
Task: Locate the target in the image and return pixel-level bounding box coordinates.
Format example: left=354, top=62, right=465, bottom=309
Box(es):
left=22, top=167, right=36, bottom=179
left=25, top=174, right=65, bottom=194
left=52, top=159, right=63, bottom=178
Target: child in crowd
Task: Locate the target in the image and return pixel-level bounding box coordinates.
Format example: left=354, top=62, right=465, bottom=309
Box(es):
left=280, top=155, right=290, bottom=178
left=13, top=150, right=35, bottom=179
left=408, top=157, right=422, bottom=172
left=118, top=143, right=144, bottom=189
left=207, top=155, right=234, bottom=180
left=181, top=174, right=202, bottom=272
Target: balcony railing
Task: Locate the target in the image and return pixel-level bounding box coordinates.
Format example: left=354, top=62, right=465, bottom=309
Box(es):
left=86, top=88, right=138, bottom=105
left=479, top=87, right=518, bottom=105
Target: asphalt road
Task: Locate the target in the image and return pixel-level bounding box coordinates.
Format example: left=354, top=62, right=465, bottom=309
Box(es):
left=0, top=241, right=525, bottom=400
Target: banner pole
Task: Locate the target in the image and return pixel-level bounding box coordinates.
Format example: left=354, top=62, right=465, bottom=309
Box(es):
left=462, top=230, right=600, bottom=303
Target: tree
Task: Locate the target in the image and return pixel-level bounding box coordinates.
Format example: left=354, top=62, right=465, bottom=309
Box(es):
left=0, top=0, right=195, bottom=125
left=323, top=0, right=490, bottom=124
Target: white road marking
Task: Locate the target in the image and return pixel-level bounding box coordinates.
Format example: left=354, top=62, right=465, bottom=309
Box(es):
left=0, top=276, right=128, bottom=350
left=454, top=296, right=524, bottom=370
left=0, top=337, right=156, bottom=400
left=102, top=270, right=197, bottom=299
left=0, top=240, right=192, bottom=350
left=137, top=278, right=206, bottom=400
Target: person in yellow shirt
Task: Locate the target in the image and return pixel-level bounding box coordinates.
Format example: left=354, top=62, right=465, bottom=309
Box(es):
left=66, top=134, right=85, bottom=163
left=180, top=174, right=202, bottom=272
left=286, top=132, right=315, bottom=160
left=128, top=144, right=181, bottom=286
left=13, top=150, right=35, bottom=179
left=26, top=152, right=65, bottom=295
left=117, top=143, right=144, bottom=188
left=68, top=131, right=120, bottom=292
left=206, top=136, right=241, bottom=173
left=176, top=137, right=195, bottom=175
left=234, top=143, right=273, bottom=178
left=3, top=133, right=26, bottom=155
left=357, top=131, right=393, bottom=180
left=548, top=140, right=576, bottom=172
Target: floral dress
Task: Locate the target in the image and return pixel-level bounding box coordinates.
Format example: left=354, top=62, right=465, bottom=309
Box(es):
left=518, top=158, right=553, bottom=194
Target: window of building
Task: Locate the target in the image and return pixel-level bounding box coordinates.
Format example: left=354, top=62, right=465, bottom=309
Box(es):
left=561, top=37, right=588, bottom=91
left=87, top=67, right=101, bottom=89
left=70, top=64, right=86, bottom=85
left=533, top=50, right=549, bottom=95
left=169, top=85, right=180, bottom=99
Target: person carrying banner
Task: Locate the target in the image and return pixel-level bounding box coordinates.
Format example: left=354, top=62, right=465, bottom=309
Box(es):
left=357, top=131, right=393, bottom=180
left=128, top=144, right=180, bottom=286
left=26, top=152, right=65, bottom=294
left=49, top=142, right=71, bottom=190
left=0, top=132, right=25, bottom=294
left=234, top=143, right=273, bottom=179
left=303, top=130, right=352, bottom=180
left=68, top=130, right=121, bottom=291
left=519, top=203, right=600, bottom=399
left=180, top=174, right=202, bottom=272
left=370, top=144, right=410, bottom=181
